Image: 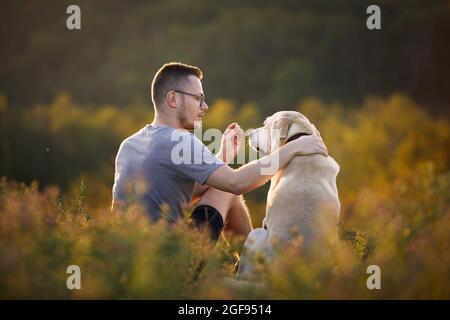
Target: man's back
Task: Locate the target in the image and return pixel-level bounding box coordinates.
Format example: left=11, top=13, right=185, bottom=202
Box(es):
left=112, top=124, right=223, bottom=221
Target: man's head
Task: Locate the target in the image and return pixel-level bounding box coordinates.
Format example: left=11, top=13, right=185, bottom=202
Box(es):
left=151, top=62, right=208, bottom=130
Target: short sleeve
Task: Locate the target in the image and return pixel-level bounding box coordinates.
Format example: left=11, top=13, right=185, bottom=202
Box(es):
left=168, top=131, right=225, bottom=184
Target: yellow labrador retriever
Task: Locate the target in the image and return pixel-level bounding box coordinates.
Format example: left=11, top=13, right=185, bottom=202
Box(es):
left=238, top=111, right=340, bottom=279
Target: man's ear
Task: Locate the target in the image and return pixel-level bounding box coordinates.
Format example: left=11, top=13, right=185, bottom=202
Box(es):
left=269, top=117, right=290, bottom=152
left=166, top=91, right=178, bottom=108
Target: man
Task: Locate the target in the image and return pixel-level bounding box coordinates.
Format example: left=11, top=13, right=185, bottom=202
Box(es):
left=112, top=62, right=327, bottom=242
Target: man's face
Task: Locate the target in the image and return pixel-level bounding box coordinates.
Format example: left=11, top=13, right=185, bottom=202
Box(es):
left=176, top=75, right=208, bottom=130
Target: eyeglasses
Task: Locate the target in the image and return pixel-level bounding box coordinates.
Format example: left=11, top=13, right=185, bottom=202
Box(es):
left=174, top=90, right=206, bottom=108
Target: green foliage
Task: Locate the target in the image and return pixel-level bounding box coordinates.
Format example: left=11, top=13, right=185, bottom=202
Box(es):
left=0, top=93, right=150, bottom=193
left=0, top=165, right=448, bottom=298
left=1, top=0, right=450, bottom=113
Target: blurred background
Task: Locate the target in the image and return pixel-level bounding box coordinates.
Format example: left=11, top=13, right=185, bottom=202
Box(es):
left=0, top=0, right=449, bottom=298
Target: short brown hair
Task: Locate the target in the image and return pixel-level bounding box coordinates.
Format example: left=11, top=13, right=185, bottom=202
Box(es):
left=151, top=62, right=203, bottom=108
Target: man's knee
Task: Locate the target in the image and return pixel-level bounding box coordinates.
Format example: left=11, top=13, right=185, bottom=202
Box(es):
left=231, top=194, right=246, bottom=207
left=195, top=189, right=248, bottom=230
left=196, top=188, right=236, bottom=217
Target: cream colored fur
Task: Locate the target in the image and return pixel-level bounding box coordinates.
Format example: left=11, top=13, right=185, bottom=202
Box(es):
left=238, top=111, right=340, bottom=279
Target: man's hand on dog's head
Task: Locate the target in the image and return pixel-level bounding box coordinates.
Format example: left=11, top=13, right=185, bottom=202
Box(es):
left=291, top=134, right=328, bottom=157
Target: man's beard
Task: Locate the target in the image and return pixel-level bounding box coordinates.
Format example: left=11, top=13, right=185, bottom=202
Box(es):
left=177, top=102, right=194, bottom=130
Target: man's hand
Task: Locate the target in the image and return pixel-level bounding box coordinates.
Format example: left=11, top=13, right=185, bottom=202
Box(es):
left=218, top=123, right=244, bottom=164
left=291, top=134, right=328, bottom=157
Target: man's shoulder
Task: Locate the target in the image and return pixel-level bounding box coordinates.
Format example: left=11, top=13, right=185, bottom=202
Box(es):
left=119, top=125, right=192, bottom=154
left=147, top=127, right=202, bottom=146
left=122, top=125, right=172, bottom=143
left=119, top=127, right=145, bottom=148
left=118, top=125, right=205, bottom=158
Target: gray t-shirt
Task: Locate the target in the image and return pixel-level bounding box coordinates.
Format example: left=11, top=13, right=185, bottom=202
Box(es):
left=112, top=124, right=224, bottom=221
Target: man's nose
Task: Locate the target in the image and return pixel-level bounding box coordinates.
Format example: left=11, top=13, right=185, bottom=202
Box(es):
left=201, top=101, right=209, bottom=111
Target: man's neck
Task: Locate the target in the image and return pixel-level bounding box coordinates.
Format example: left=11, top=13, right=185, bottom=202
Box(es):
left=151, top=111, right=184, bottom=130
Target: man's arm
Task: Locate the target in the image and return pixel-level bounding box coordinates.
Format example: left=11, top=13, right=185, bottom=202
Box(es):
left=191, top=123, right=241, bottom=202
left=205, top=134, right=327, bottom=195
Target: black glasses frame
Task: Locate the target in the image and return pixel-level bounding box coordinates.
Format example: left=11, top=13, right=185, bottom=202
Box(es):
left=174, top=90, right=205, bottom=107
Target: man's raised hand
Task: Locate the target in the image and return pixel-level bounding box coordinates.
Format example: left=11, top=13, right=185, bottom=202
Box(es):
left=218, top=123, right=244, bottom=164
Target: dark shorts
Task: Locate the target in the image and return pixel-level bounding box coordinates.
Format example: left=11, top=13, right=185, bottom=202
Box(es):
left=188, top=205, right=224, bottom=242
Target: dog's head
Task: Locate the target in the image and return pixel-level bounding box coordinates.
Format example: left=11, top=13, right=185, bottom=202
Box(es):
left=248, top=111, right=320, bottom=155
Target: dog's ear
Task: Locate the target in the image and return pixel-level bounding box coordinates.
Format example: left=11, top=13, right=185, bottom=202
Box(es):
left=269, top=117, right=291, bottom=152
